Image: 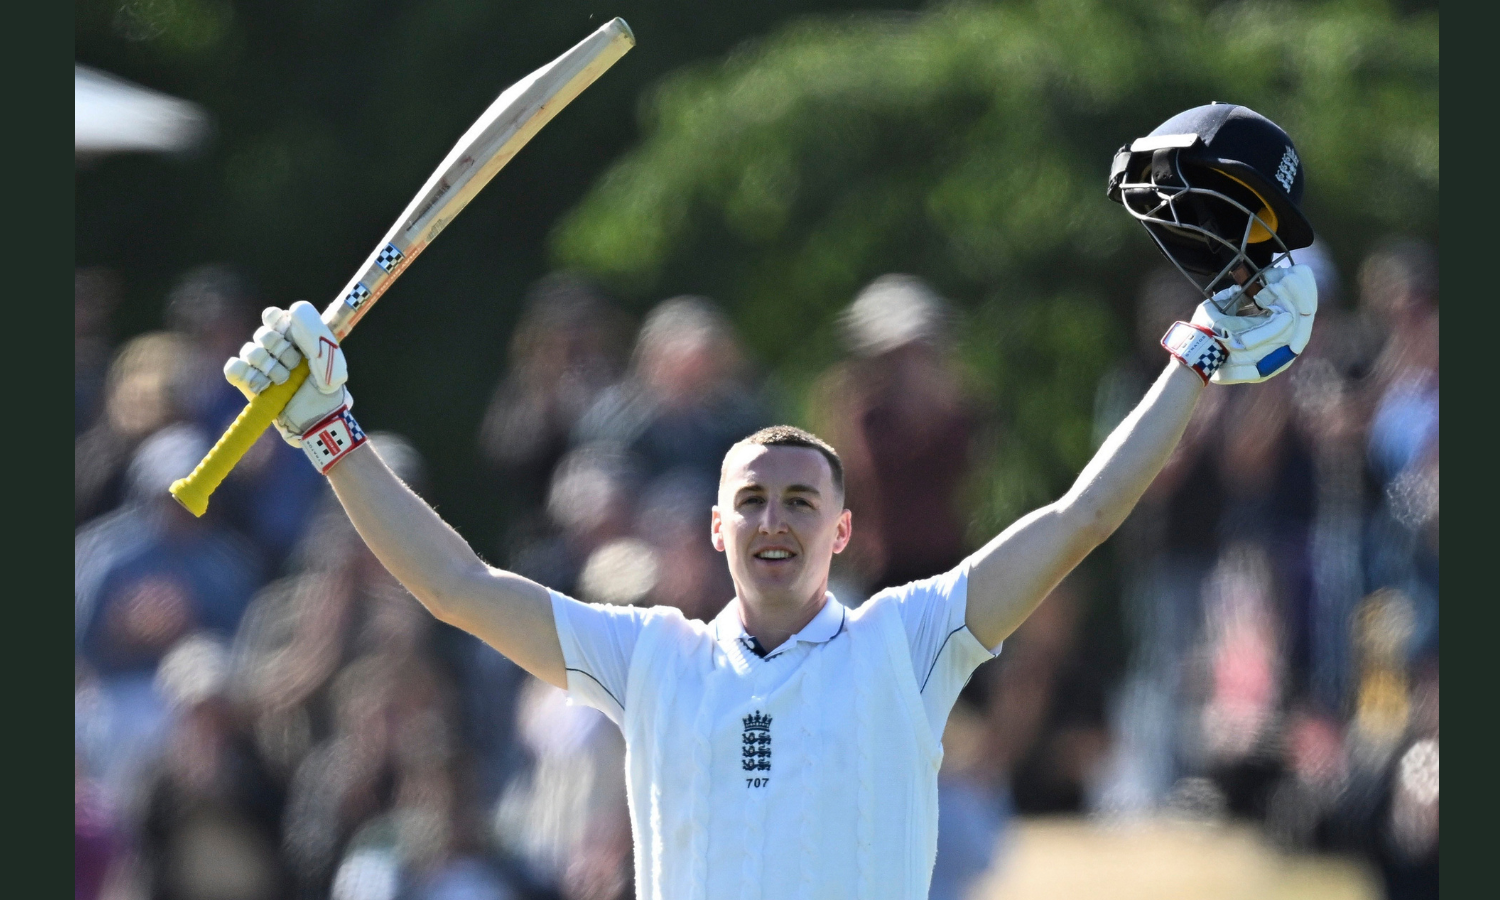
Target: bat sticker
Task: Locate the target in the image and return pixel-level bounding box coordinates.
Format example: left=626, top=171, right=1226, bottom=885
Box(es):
left=376, top=243, right=405, bottom=273
left=344, top=283, right=371, bottom=310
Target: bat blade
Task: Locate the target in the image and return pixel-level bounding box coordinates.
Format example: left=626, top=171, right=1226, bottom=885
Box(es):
left=326, top=16, right=634, bottom=338
left=169, top=17, right=634, bottom=516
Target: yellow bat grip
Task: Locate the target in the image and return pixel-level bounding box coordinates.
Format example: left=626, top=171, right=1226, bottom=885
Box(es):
left=169, top=360, right=311, bottom=516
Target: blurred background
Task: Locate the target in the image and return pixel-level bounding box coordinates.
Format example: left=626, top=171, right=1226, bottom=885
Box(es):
left=75, top=1, right=1437, bottom=899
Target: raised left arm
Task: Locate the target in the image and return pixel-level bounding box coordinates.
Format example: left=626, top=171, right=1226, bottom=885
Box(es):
left=964, top=361, right=1202, bottom=648
left=963, top=264, right=1317, bottom=649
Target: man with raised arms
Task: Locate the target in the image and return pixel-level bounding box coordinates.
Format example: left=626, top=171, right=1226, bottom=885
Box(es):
left=222, top=103, right=1318, bottom=899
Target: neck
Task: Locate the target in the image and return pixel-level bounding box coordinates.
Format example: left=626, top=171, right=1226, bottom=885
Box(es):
left=737, top=586, right=827, bottom=654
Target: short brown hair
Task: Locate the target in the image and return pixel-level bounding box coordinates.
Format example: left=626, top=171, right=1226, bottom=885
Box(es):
left=731, top=425, right=844, bottom=498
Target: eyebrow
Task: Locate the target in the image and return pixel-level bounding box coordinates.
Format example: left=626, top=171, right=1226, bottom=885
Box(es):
left=733, top=482, right=823, bottom=497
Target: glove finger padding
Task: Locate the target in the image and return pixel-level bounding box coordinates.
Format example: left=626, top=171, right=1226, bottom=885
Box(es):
left=253, top=324, right=302, bottom=370
left=1193, top=303, right=1295, bottom=352
left=1257, top=265, right=1318, bottom=317
left=283, top=301, right=348, bottom=394
left=224, top=356, right=270, bottom=398
left=241, top=340, right=294, bottom=385
left=1257, top=264, right=1318, bottom=357
left=1204, top=264, right=1318, bottom=384
left=227, top=303, right=355, bottom=446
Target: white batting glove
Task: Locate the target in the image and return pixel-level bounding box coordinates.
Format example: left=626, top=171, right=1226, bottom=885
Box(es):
left=1162, top=264, right=1318, bottom=385
left=224, top=301, right=366, bottom=472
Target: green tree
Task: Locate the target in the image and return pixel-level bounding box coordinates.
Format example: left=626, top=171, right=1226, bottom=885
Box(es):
left=554, top=0, right=1437, bottom=532
left=75, top=0, right=930, bottom=549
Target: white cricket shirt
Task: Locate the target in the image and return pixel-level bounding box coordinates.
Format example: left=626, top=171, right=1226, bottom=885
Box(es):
left=551, top=559, right=999, bottom=900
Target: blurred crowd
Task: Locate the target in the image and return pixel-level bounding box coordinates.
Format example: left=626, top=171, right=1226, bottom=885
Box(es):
left=77, top=238, right=1437, bottom=900
left=1088, top=238, right=1440, bottom=899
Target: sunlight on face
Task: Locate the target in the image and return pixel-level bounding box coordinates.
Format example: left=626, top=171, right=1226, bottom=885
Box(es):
left=711, top=444, right=851, bottom=609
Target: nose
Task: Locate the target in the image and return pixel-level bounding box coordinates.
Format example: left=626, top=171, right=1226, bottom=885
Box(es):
left=758, top=502, right=789, bottom=535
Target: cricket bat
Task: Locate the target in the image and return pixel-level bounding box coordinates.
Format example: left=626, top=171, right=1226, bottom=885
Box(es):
left=170, top=17, right=635, bottom=515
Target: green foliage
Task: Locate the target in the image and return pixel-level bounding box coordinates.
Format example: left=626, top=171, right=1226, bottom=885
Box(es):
left=554, top=0, right=1437, bottom=532
left=75, top=0, right=930, bottom=550
left=108, top=0, right=235, bottom=56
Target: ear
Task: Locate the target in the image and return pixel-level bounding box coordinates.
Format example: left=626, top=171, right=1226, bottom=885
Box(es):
left=831, top=508, right=853, bottom=554
left=710, top=505, right=726, bottom=552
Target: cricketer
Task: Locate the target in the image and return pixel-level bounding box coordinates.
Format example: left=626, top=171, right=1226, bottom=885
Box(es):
left=222, top=102, right=1318, bottom=899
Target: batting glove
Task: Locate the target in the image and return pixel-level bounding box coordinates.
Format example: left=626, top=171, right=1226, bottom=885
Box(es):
left=1162, top=264, right=1318, bottom=385
left=224, top=301, right=365, bottom=472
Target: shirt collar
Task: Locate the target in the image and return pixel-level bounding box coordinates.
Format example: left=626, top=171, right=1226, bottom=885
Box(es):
left=712, top=593, right=848, bottom=656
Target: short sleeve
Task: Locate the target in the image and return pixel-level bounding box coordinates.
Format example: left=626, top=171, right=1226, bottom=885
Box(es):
left=880, top=557, right=1001, bottom=741
left=550, top=590, right=652, bottom=725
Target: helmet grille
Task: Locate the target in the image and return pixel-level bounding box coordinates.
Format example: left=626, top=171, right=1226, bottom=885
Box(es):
left=1118, top=149, right=1292, bottom=299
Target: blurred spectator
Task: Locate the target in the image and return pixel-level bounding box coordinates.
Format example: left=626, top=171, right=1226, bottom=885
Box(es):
left=1377, top=663, right=1438, bottom=899
left=1290, top=382, right=1366, bottom=713
left=229, top=496, right=396, bottom=778
left=279, top=650, right=446, bottom=898
left=572, top=295, right=771, bottom=485
left=507, top=446, right=640, bottom=597
left=76, top=425, right=266, bottom=813
left=930, top=577, right=1093, bottom=900
left=224, top=434, right=517, bottom=898
left=77, top=425, right=264, bottom=675
left=1359, top=237, right=1439, bottom=406
left=164, top=265, right=260, bottom=431
left=478, top=273, right=631, bottom=523
left=1286, top=238, right=1381, bottom=376
left=631, top=470, right=734, bottom=622
left=561, top=456, right=734, bottom=625
left=1357, top=239, right=1439, bottom=670
left=930, top=704, right=1011, bottom=900
left=328, top=696, right=515, bottom=900
left=1263, top=705, right=1349, bottom=851
left=76, top=267, right=122, bottom=437
left=492, top=677, right=630, bottom=900
left=138, top=635, right=289, bottom=900
left=75, top=331, right=192, bottom=524
left=75, top=265, right=326, bottom=565
left=229, top=435, right=436, bottom=775
left=810, top=275, right=979, bottom=594
left=1090, top=268, right=1229, bottom=816
left=1192, top=542, right=1287, bottom=818
left=988, top=576, right=1109, bottom=815
left=1359, top=237, right=1439, bottom=491
left=76, top=753, right=125, bottom=900
left=1211, top=377, right=1315, bottom=730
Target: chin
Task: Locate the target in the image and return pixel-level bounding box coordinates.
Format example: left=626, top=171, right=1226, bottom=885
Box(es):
left=750, top=579, right=819, bottom=607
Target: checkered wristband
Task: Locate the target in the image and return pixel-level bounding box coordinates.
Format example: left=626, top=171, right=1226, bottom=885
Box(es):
left=298, top=405, right=367, bottom=474
left=1161, top=321, right=1227, bottom=384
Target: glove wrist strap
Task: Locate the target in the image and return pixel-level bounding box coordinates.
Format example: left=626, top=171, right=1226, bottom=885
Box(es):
left=298, top=405, right=367, bottom=474
left=1161, top=321, right=1226, bottom=384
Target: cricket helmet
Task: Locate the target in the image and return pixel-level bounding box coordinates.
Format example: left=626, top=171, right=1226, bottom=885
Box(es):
left=1107, top=103, right=1313, bottom=299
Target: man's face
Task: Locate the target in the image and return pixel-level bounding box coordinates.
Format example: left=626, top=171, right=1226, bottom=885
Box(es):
left=711, top=444, right=851, bottom=609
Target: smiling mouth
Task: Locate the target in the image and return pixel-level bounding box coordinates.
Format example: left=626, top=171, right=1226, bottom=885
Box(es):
left=754, top=549, right=795, bottom=560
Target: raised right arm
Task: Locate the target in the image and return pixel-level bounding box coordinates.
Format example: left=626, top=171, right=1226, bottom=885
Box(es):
left=223, top=300, right=565, bottom=688
left=327, top=444, right=566, bottom=687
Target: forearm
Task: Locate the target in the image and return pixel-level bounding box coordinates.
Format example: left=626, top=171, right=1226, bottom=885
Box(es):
left=1056, top=360, right=1204, bottom=542
left=326, top=443, right=565, bottom=683
left=966, top=361, right=1202, bottom=646
left=326, top=443, right=487, bottom=611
